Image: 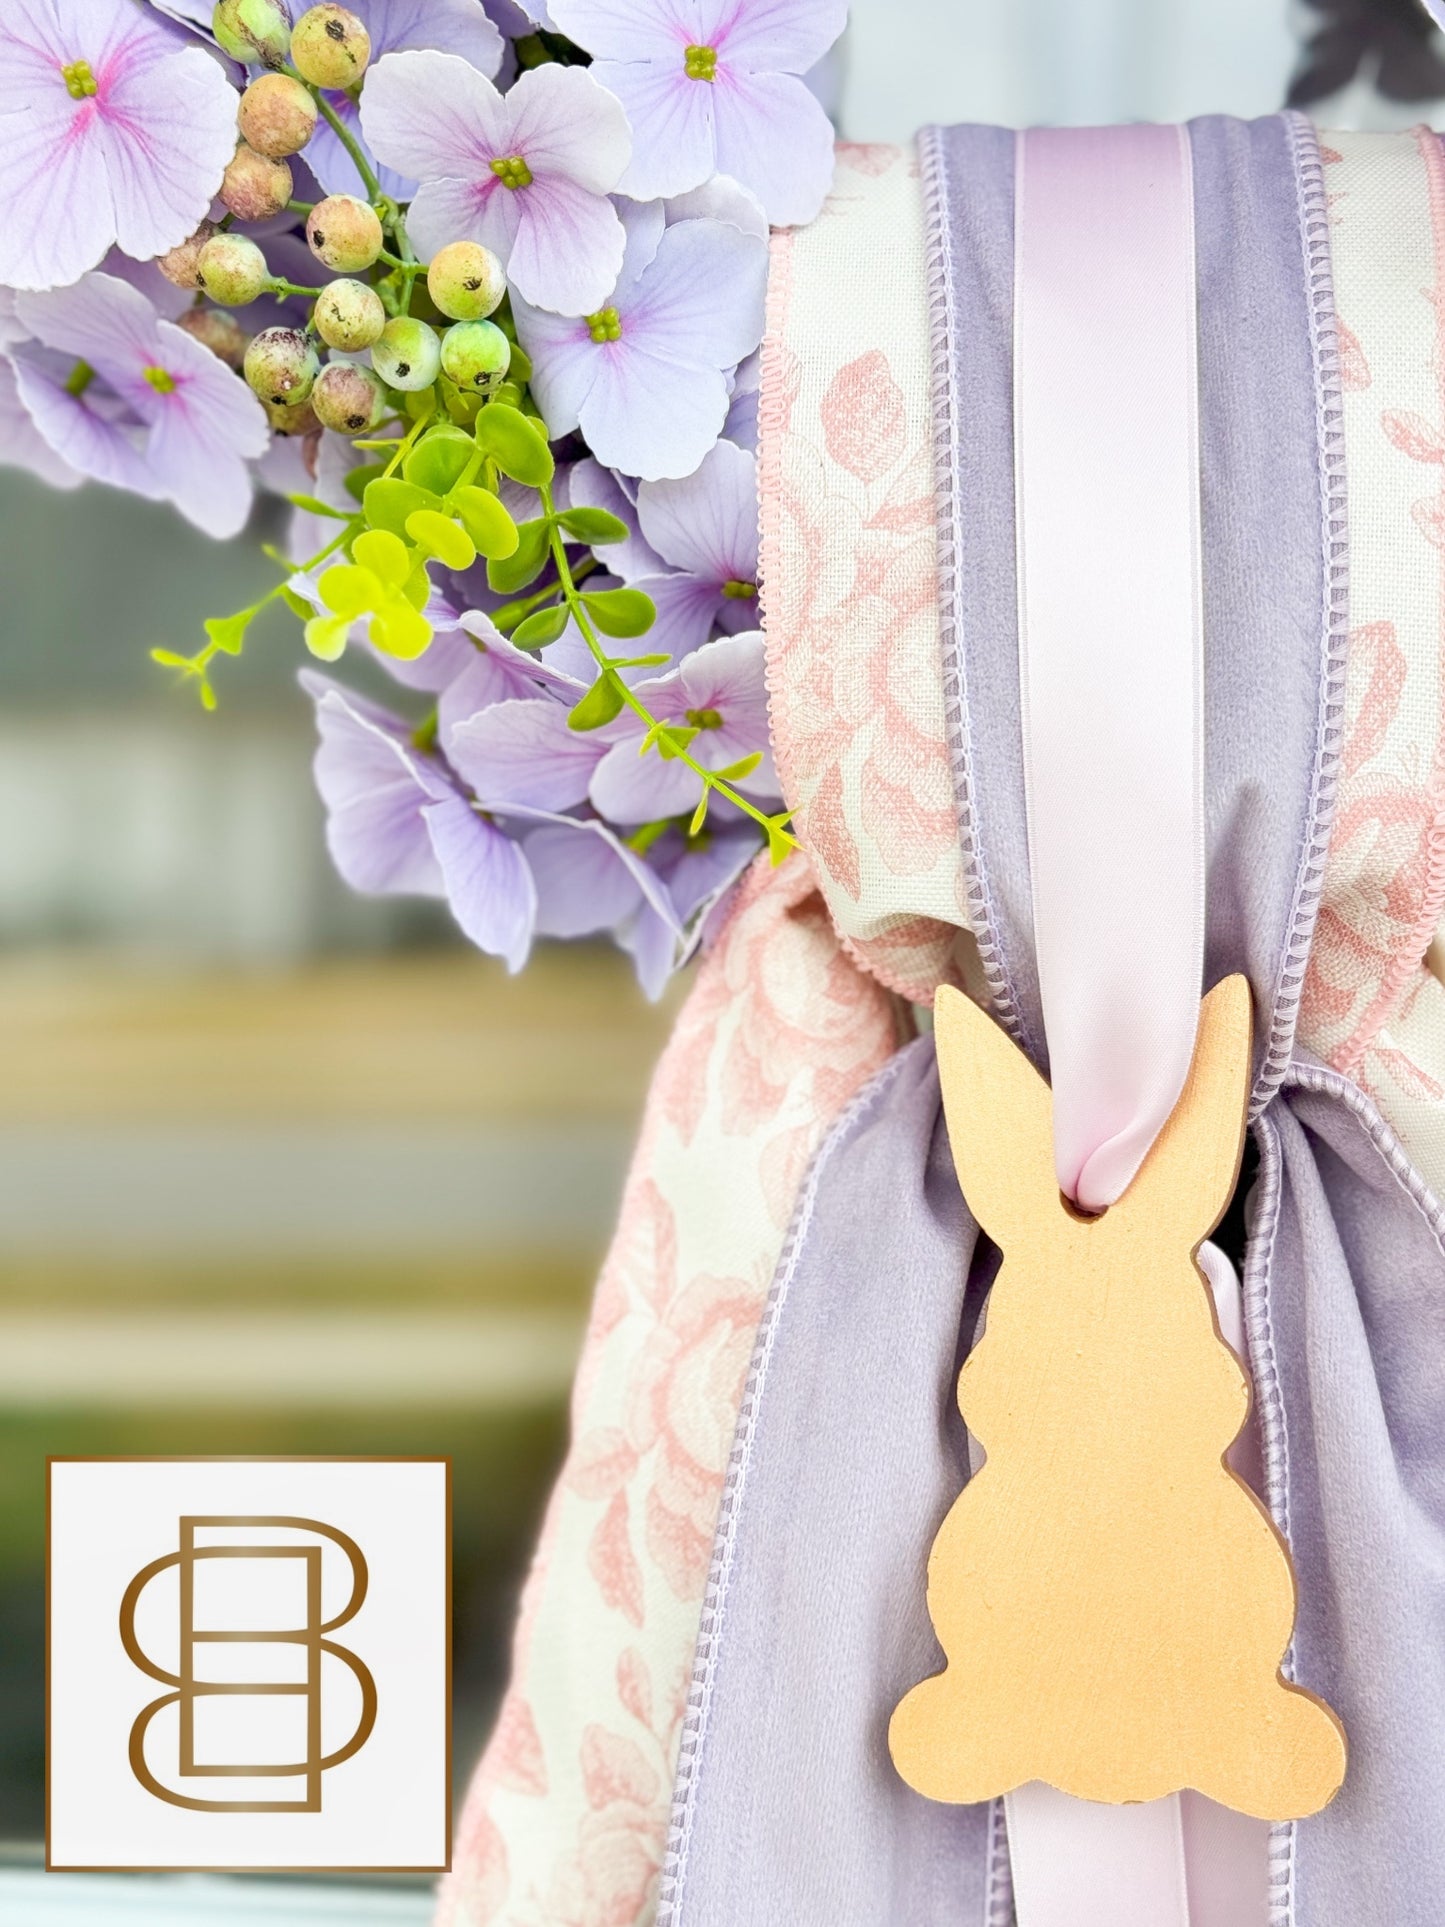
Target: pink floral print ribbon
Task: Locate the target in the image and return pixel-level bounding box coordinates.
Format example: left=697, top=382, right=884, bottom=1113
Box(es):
left=1005, top=122, right=1264, bottom=1927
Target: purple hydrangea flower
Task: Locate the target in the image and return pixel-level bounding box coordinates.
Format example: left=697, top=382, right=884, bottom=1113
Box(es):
left=0, top=353, right=82, bottom=491
left=514, top=203, right=767, bottom=479
left=524, top=817, right=736, bottom=1000
left=303, top=0, right=505, bottom=202
left=589, top=628, right=778, bottom=822
left=15, top=272, right=268, bottom=538
left=618, top=438, right=760, bottom=657
left=302, top=671, right=539, bottom=971
left=360, top=50, right=631, bottom=315
left=567, top=457, right=668, bottom=580
left=618, top=818, right=758, bottom=991
left=0, top=0, right=239, bottom=292
left=548, top=0, right=847, bottom=224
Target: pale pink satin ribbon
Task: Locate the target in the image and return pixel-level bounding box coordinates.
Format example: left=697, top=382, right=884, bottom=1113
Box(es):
left=1014, top=122, right=1206, bottom=1216
left=1005, top=123, right=1268, bottom=1927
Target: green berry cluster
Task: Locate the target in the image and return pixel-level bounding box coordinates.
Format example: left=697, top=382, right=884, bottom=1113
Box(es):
left=167, top=4, right=517, bottom=442
left=154, top=0, right=797, bottom=861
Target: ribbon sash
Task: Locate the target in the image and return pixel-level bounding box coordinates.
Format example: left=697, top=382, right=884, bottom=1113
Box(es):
left=1008, top=122, right=1265, bottom=1927
left=1013, top=122, right=1206, bottom=1216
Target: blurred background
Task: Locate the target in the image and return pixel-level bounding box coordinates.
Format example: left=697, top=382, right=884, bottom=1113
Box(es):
left=3, top=0, right=1443, bottom=1914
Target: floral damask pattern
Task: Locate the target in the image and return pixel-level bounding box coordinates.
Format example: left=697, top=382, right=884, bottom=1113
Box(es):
left=761, top=144, right=966, bottom=1003
left=442, top=127, right=1445, bottom=1927
left=438, top=852, right=899, bottom=1926
left=1297, top=129, right=1445, bottom=1152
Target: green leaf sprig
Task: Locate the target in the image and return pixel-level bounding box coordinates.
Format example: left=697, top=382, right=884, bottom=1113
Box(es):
left=168, top=374, right=796, bottom=862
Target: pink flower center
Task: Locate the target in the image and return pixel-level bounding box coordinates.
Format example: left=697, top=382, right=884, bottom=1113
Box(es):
left=143, top=366, right=177, bottom=395
left=60, top=59, right=98, bottom=99
left=490, top=155, right=533, bottom=190
left=721, top=579, right=756, bottom=600
left=686, top=706, right=723, bottom=730
left=586, top=307, right=622, bottom=344
left=684, top=44, right=717, bottom=82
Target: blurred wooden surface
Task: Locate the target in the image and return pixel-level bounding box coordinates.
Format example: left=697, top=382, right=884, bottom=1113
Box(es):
left=0, top=947, right=681, bottom=1124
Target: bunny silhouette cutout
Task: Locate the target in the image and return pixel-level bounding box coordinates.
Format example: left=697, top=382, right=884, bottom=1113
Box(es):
left=889, top=975, right=1346, bottom=1819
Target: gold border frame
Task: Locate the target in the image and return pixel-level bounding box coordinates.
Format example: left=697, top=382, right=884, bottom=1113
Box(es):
left=45, top=1454, right=452, bottom=1875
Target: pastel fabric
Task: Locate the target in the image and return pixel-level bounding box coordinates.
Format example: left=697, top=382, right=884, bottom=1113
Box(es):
left=439, top=127, right=1445, bottom=1926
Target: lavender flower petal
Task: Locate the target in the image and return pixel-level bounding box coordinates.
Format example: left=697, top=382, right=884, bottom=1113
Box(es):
left=710, top=68, right=836, bottom=228
left=695, top=0, right=849, bottom=72
left=524, top=823, right=649, bottom=939
left=447, top=696, right=609, bottom=809
left=0, top=357, right=83, bottom=490
left=422, top=792, right=537, bottom=972
left=0, top=0, right=236, bottom=290
left=362, top=52, right=629, bottom=314
left=304, top=674, right=448, bottom=896
left=11, top=353, right=160, bottom=497
left=637, top=438, right=759, bottom=582
left=587, top=55, right=717, bottom=201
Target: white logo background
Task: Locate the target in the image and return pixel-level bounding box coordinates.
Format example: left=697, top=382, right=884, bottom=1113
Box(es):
left=48, top=1458, right=449, bottom=1870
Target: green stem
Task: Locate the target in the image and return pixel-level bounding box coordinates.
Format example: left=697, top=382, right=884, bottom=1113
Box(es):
left=301, top=78, right=384, bottom=202
left=376, top=251, right=427, bottom=274
left=539, top=481, right=796, bottom=855
left=286, top=198, right=316, bottom=215
left=487, top=559, right=598, bottom=635
left=379, top=405, right=433, bottom=481
left=268, top=277, right=327, bottom=299
left=154, top=519, right=362, bottom=706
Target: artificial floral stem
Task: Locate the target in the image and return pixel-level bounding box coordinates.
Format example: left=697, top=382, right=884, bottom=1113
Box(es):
left=380, top=405, right=434, bottom=479
left=268, top=277, right=326, bottom=299
left=154, top=517, right=362, bottom=703
left=301, top=78, right=385, bottom=203
left=488, top=559, right=598, bottom=635
left=539, top=481, right=797, bottom=855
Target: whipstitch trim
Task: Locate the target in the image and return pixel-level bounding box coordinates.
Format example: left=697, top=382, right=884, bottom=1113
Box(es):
left=918, top=123, right=1035, bottom=1060
left=654, top=1045, right=921, bottom=1924
left=1250, top=1054, right=1445, bottom=1927
left=1256, top=111, right=1351, bottom=1115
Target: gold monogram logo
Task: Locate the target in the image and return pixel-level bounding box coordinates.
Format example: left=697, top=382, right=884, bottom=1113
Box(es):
left=119, top=1515, right=377, bottom=1813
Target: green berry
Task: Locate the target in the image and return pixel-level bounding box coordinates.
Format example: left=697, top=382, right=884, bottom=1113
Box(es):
left=157, top=220, right=218, bottom=291
left=196, top=232, right=270, bottom=307
left=313, top=278, right=386, bottom=351
left=220, top=141, right=293, bottom=223
left=212, top=0, right=292, bottom=69
left=237, top=72, right=317, bottom=158
left=177, top=308, right=249, bottom=369
left=290, top=4, right=370, bottom=88
left=426, top=241, right=506, bottom=322
left=371, top=316, right=441, bottom=392
left=244, top=326, right=320, bottom=407
left=306, top=194, right=383, bottom=273
left=440, top=319, right=511, bottom=393
left=312, top=361, right=388, bottom=435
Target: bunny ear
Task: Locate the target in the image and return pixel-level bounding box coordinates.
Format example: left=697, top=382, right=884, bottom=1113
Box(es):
left=1123, top=974, right=1253, bottom=1242
left=934, top=986, right=1059, bottom=1243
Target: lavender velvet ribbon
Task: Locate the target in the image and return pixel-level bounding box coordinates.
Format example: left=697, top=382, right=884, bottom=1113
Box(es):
left=656, top=115, right=1445, bottom=1927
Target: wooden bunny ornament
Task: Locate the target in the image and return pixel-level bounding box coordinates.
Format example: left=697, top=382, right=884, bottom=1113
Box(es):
left=889, top=975, right=1346, bottom=1819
